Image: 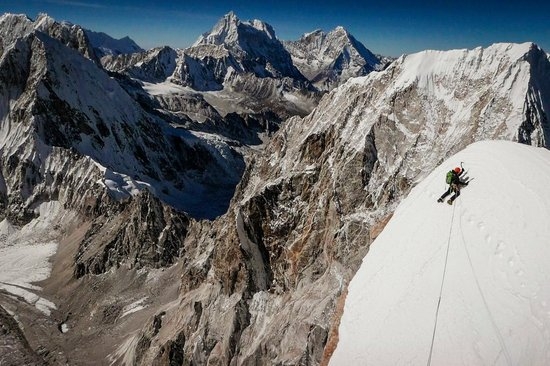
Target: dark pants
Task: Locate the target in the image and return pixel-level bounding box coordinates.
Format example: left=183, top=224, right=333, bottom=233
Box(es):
left=440, top=183, right=461, bottom=202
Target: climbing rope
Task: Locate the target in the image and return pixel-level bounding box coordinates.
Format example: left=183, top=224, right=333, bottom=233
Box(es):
left=427, top=202, right=456, bottom=366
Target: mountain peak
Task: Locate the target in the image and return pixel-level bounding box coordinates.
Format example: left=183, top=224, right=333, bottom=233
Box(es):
left=333, top=25, right=348, bottom=35
left=193, top=11, right=240, bottom=46
left=0, top=12, right=31, bottom=22
left=304, top=29, right=323, bottom=37
left=34, top=12, right=56, bottom=28
left=283, top=26, right=382, bottom=89
left=224, top=10, right=239, bottom=21
left=193, top=12, right=277, bottom=47
left=84, top=28, right=144, bottom=57
left=187, top=12, right=304, bottom=80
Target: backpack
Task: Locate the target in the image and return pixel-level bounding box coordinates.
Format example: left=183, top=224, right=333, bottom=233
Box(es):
left=445, top=170, right=454, bottom=184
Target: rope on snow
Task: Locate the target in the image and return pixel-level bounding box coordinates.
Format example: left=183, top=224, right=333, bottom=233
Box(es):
left=427, top=202, right=456, bottom=366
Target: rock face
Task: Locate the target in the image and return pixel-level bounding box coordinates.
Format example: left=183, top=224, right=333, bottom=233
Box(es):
left=283, top=27, right=385, bottom=90
left=73, top=190, right=190, bottom=278
left=0, top=305, right=43, bottom=365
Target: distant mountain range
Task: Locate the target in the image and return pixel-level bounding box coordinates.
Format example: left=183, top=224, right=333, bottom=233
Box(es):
left=101, top=11, right=387, bottom=93
left=84, top=28, right=143, bottom=58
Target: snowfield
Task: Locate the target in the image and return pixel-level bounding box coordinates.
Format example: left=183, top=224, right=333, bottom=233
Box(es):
left=0, top=201, right=68, bottom=315
left=330, top=140, right=550, bottom=365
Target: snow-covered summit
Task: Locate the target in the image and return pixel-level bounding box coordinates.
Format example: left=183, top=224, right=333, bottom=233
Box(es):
left=330, top=140, right=550, bottom=365
left=193, top=11, right=277, bottom=47
left=283, top=26, right=383, bottom=90
left=190, top=12, right=304, bottom=80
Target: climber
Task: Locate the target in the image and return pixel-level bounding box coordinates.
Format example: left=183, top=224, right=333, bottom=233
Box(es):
left=437, top=166, right=468, bottom=205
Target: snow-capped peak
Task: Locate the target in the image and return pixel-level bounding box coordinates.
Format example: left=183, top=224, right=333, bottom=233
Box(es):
left=186, top=12, right=304, bottom=81
left=283, top=26, right=382, bottom=90
left=193, top=11, right=277, bottom=47
left=333, top=25, right=348, bottom=35
left=193, top=11, right=241, bottom=47
left=302, top=29, right=323, bottom=39
left=330, top=140, right=550, bottom=365
left=34, top=12, right=56, bottom=28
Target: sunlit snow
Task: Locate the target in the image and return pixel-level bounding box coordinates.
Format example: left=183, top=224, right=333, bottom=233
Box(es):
left=330, top=140, right=550, bottom=365
left=120, top=297, right=148, bottom=318
left=0, top=202, right=66, bottom=315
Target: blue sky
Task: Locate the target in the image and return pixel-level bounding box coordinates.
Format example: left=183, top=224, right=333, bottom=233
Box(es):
left=1, top=0, right=549, bottom=57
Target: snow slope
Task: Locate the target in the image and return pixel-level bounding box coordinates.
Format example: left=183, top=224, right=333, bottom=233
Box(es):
left=0, top=202, right=70, bottom=315
left=330, top=140, right=550, bottom=365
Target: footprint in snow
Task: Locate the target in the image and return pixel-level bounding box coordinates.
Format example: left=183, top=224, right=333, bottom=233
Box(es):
left=494, top=241, right=505, bottom=256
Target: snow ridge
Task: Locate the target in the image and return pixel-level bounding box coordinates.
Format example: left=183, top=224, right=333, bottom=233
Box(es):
left=331, top=140, right=550, bottom=366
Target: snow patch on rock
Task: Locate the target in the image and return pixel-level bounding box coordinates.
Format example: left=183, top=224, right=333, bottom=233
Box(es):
left=0, top=201, right=71, bottom=315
